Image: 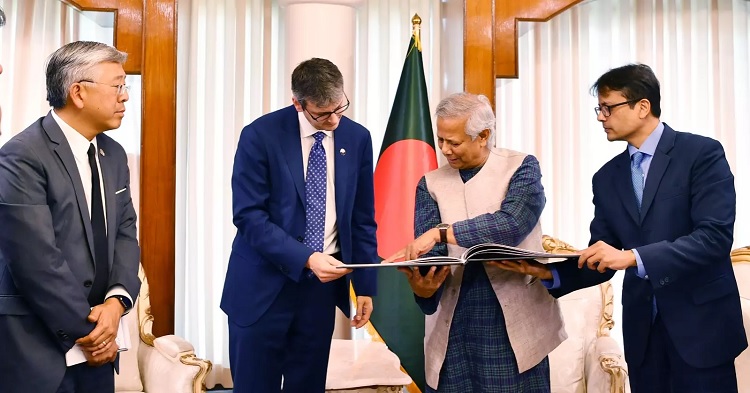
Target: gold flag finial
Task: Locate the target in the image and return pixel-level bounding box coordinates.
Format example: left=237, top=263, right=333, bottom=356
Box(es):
left=411, top=13, right=422, bottom=51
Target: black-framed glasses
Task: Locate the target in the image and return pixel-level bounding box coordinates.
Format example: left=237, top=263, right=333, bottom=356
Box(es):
left=78, top=79, right=130, bottom=96
left=303, top=93, right=350, bottom=122
left=594, top=99, right=640, bottom=117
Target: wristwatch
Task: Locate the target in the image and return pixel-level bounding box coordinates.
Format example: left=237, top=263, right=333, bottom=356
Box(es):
left=110, top=295, right=132, bottom=313
left=436, top=223, right=451, bottom=243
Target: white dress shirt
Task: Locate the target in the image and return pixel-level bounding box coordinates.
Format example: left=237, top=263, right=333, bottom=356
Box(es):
left=51, top=111, right=132, bottom=305
left=298, top=111, right=339, bottom=255
left=52, top=111, right=134, bottom=366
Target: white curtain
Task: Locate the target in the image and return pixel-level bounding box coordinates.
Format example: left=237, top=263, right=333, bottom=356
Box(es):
left=0, top=0, right=141, bottom=212
left=175, top=0, right=270, bottom=387
left=175, top=0, right=442, bottom=388
left=496, top=0, right=750, bottom=348
left=0, top=0, right=74, bottom=141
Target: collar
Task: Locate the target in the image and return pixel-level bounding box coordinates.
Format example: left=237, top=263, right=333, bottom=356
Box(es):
left=51, top=110, right=98, bottom=157
left=628, top=121, right=664, bottom=157
left=298, top=111, right=333, bottom=139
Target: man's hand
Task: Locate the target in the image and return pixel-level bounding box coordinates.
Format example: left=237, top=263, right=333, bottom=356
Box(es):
left=306, top=252, right=352, bottom=283
left=487, top=259, right=553, bottom=280
left=578, top=241, right=637, bottom=272
left=83, top=339, right=119, bottom=366
left=76, top=297, right=124, bottom=353
left=396, top=266, right=450, bottom=299
left=351, top=296, right=373, bottom=328
left=384, top=229, right=440, bottom=263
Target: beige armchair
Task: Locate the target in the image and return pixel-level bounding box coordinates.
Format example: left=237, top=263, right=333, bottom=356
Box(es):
left=543, top=236, right=629, bottom=393
left=115, top=265, right=212, bottom=393
left=731, top=246, right=750, bottom=392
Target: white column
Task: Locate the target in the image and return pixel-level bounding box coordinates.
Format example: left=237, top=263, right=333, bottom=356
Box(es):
left=278, top=0, right=365, bottom=340
left=278, top=0, right=364, bottom=106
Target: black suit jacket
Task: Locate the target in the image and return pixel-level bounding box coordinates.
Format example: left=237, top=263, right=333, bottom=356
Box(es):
left=550, top=124, right=747, bottom=369
left=0, top=112, right=141, bottom=393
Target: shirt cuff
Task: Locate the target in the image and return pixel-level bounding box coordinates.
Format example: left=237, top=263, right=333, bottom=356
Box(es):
left=633, top=249, right=648, bottom=279
left=106, top=285, right=134, bottom=315
left=541, top=267, right=561, bottom=290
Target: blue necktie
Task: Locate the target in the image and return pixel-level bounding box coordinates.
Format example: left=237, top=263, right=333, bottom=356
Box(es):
left=304, top=132, right=326, bottom=252
left=631, top=151, right=645, bottom=209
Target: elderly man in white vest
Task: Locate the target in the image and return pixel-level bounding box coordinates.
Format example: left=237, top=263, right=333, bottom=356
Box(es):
left=386, top=92, right=567, bottom=393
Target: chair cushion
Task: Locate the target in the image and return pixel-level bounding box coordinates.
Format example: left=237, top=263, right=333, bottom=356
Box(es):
left=549, top=336, right=585, bottom=393
left=115, top=304, right=143, bottom=392
left=548, top=285, right=603, bottom=393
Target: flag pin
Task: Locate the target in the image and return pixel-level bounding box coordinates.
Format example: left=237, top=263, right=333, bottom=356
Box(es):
left=339, top=148, right=346, bottom=156
left=99, top=149, right=105, bottom=157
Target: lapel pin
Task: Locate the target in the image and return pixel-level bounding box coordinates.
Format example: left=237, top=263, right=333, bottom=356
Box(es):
left=99, top=149, right=105, bottom=157
left=339, top=148, right=346, bottom=156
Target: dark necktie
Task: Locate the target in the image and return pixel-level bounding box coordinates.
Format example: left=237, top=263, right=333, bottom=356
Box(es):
left=87, top=144, right=109, bottom=306
left=304, top=132, right=327, bottom=252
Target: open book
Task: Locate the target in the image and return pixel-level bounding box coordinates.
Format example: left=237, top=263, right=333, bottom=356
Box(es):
left=339, top=243, right=579, bottom=269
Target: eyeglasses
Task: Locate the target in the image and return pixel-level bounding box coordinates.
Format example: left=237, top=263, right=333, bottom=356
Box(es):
left=303, top=94, right=350, bottom=122
left=594, top=99, right=639, bottom=117
left=78, top=79, right=130, bottom=96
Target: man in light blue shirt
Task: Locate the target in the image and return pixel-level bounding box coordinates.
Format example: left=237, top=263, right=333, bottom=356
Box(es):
left=494, top=64, right=745, bottom=393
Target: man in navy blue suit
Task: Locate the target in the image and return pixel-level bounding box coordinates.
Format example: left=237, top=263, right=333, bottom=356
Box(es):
left=221, top=58, right=378, bottom=393
left=496, top=64, right=746, bottom=392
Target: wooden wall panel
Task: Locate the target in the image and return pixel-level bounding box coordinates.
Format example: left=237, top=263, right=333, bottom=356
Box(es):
left=140, top=0, right=177, bottom=337
left=62, top=0, right=177, bottom=336
left=464, top=0, right=495, bottom=106
left=61, top=0, right=143, bottom=74
left=464, top=0, right=583, bottom=106
left=495, top=0, right=582, bottom=78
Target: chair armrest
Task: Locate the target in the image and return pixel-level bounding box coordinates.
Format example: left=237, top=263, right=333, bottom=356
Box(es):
left=584, top=336, right=629, bottom=393
left=138, top=335, right=212, bottom=393
left=154, top=334, right=195, bottom=358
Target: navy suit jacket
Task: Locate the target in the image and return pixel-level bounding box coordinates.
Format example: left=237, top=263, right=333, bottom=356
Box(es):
left=0, top=113, right=141, bottom=393
left=221, top=105, right=378, bottom=327
left=550, top=124, right=747, bottom=369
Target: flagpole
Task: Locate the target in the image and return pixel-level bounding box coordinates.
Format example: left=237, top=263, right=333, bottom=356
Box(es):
left=412, top=13, right=422, bottom=50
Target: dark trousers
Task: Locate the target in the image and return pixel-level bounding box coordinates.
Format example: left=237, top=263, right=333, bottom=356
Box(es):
left=55, top=362, right=114, bottom=393
left=228, top=274, right=338, bottom=393
left=629, top=315, right=738, bottom=393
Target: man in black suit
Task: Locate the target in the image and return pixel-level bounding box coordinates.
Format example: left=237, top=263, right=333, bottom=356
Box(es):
left=0, top=41, right=140, bottom=393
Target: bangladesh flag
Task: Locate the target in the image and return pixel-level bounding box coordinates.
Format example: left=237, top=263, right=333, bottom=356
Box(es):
left=368, top=17, right=437, bottom=393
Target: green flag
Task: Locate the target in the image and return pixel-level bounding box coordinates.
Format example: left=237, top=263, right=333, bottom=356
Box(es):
left=369, top=16, right=437, bottom=392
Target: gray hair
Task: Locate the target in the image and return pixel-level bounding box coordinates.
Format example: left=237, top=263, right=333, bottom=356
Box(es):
left=435, top=92, right=496, bottom=145
left=46, top=41, right=128, bottom=109
left=0, top=6, right=6, bottom=27
left=291, top=58, right=344, bottom=107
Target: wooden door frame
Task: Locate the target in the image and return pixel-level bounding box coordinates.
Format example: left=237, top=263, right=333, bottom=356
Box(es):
left=464, top=0, right=584, bottom=108
left=62, top=0, right=177, bottom=336
left=58, top=0, right=584, bottom=337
